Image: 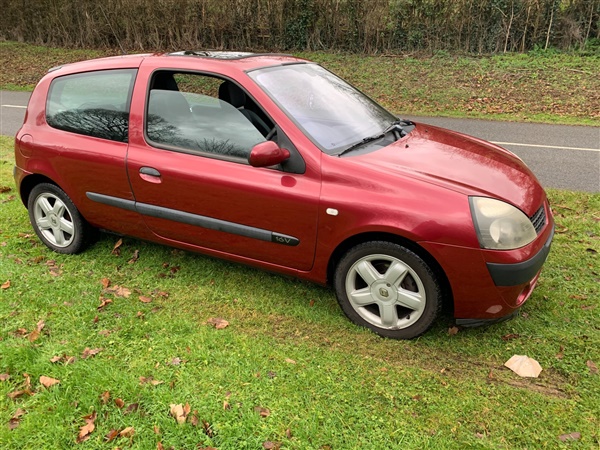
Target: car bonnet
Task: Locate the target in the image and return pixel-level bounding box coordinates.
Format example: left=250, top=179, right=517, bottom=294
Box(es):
left=351, top=122, right=545, bottom=215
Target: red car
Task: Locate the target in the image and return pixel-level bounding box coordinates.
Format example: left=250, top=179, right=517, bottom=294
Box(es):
left=14, top=51, right=554, bottom=339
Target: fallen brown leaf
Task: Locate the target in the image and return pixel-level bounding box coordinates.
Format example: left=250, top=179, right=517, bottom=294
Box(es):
left=104, top=285, right=131, bottom=298
left=15, top=328, right=29, bottom=336
left=263, top=442, right=281, bottom=450
left=7, top=389, right=32, bottom=400
left=254, top=406, right=271, bottom=418
left=0, top=185, right=11, bottom=193
left=119, top=426, right=135, bottom=437
left=101, top=277, right=111, bottom=289
left=124, top=403, right=139, bottom=415
left=81, top=347, right=102, bottom=359
left=504, top=355, right=542, bottom=378
left=139, top=376, right=163, bottom=386
left=9, top=407, right=26, bottom=428
left=139, top=296, right=152, bottom=303
left=501, top=333, right=520, bottom=341
left=39, top=375, right=60, bottom=388
left=8, top=418, right=21, bottom=430
left=112, top=238, right=123, bottom=255
left=448, top=326, right=459, bottom=335
left=28, top=330, right=41, bottom=342
left=190, top=411, right=199, bottom=427
left=558, top=432, right=581, bottom=442
left=114, top=398, right=125, bottom=408
left=77, top=411, right=97, bottom=443
left=23, top=373, right=31, bottom=390
left=105, top=429, right=120, bottom=442
left=128, top=249, right=140, bottom=264
left=207, top=317, right=229, bottom=329
left=0, top=373, right=10, bottom=381
left=98, top=297, right=113, bottom=310
left=1, top=280, right=10, bottom=290
left=556, top=345, right=564, bottom=360
left=586, top=360, right=598, bottom=375
left=285, top=358, right=296, bottom=364
left=169, top=404, right=188, bottom=424
left=100, top=391, right=110, bottom=404
left=12, top=408, right=26, bottom=419
left=202, top=419, right=214, bottom=437
left=153, top=290, right=169, bottom=298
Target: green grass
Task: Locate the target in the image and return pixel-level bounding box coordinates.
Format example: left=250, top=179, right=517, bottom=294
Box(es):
left=300, top=51, right=600, bottom=126
left=1, top=41, right=599, bottom=126
left=1, top=134, right=599, bottom=448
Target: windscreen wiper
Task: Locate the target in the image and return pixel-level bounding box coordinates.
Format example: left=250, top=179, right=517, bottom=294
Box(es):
left=336, top=132, right=386, bottom=157
left=336, top=118, right=415, bottom=157
left=382, top=119, right=414, bottom=137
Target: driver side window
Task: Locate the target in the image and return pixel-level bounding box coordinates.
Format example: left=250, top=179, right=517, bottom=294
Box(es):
left=145, top=71, right=272, bottom=161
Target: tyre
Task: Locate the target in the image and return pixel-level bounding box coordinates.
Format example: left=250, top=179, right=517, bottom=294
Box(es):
left=27, top=183, right=91, bottom=254
left=334, top=241, right=442, bottom=339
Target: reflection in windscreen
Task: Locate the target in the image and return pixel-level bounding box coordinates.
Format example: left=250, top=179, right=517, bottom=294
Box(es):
left=250, top=64, right=395, bottom=153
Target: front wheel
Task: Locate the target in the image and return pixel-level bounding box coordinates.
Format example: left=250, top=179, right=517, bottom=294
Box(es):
left=27, top=183, right=92, bottom=254
left=334, top=241, right=443, bottom=339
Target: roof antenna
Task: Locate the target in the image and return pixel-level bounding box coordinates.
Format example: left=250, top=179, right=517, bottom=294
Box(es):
left=99, top=4, right=127, bottom=55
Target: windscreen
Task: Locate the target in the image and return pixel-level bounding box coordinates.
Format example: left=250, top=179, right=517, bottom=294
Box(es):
left=249, top=64, right=396, bottom=154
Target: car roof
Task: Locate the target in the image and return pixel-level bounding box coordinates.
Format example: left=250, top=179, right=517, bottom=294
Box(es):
left=47, top=51, right=309, bottom=76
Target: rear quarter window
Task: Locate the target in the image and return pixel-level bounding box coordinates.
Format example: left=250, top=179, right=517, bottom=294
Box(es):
left=46, top=69, right=137, bottom=142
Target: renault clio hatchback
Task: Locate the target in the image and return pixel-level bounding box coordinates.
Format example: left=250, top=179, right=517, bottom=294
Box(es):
left=14, top=51, right=554, bottom=339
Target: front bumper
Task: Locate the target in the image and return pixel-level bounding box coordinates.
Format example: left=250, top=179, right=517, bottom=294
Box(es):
left=420, top=208, right=554, bottom=320
left=456, top=310, right=519, bottom=327
left=487, top=226, right=554, bottom=287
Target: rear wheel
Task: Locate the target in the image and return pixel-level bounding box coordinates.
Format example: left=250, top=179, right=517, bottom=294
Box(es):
left=334, top=241, right=442, bottom=339
left=28, top=183, right=91, bottom=254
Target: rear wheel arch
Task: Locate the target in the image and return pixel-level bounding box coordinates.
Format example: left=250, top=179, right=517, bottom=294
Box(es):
left=327, top=232, right=454, bottom=313
left=19, top=174, right=59, bottom=207
left=27, top=182, right=94, bottom=254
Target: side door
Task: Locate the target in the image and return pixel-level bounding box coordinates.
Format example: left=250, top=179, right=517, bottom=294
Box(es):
left=40, top=68, right=146, bottom=236
left=126, top=68, right=321, bottom=271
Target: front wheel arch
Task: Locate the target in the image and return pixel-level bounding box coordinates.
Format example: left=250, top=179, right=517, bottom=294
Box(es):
left=333, top=240, right=445, bottom=339
left=327, top=232, right=453, bottom=314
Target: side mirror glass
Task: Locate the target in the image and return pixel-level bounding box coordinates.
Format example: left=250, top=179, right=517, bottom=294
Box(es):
left=248, top=141, right=290, bottom=167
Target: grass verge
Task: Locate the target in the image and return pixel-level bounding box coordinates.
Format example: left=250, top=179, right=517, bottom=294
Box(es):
left=1, top=41, right=599, bottom=126
left=0, top=134, right=599, bottom=448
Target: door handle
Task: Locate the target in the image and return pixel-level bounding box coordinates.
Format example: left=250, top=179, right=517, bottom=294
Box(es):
left=139, top=167, right=162, bottom=184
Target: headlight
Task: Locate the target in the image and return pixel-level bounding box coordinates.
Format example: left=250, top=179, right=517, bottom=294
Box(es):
left=469, top=197, right=537, bottom=250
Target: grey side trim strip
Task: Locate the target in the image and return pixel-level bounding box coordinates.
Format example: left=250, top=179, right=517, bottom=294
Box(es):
left=86, top=192, right=137, bottom=212
left=86, top=192, right=300, bottom=246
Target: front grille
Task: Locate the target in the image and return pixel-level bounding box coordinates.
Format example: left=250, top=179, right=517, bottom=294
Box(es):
left=530, top=205, right=546, bottom=234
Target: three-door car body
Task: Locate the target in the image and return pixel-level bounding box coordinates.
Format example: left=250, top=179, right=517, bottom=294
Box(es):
left=14, top=51, right=554, bottom=339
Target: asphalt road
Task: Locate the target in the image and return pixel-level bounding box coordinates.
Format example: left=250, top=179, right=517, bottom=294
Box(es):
left=2, top=90, right=599, bottom=192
